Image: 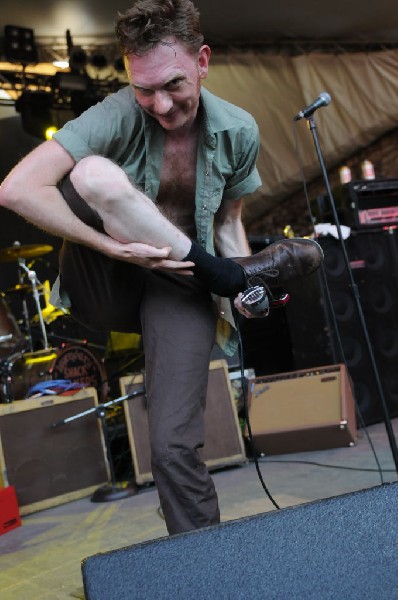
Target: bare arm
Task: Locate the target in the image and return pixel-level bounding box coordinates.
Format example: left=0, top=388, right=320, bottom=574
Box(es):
left=214, top=198, right=251, bottom=259
left=214, top=198, right=263, bottom=318
left=0, top=140, right=193, bottom=272
left=0, top=139, right=99, bottom=244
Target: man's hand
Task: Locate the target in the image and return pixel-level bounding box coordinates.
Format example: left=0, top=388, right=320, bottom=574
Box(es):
left=233, top=293, right=269, bottom=319
left=105, top=240, right=195, bottom=274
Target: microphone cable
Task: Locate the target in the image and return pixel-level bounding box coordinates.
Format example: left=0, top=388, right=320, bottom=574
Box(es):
left=233, top=304, right=280, bottom=510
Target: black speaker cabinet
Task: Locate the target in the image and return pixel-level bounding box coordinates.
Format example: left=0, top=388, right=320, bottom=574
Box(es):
left=0, top=388, right=109, bottom=515
left=285, top=229, right=398, bottom=425
left=119, top=360, right=246, bottom=485
left=247, top=364, right=357, bottom=455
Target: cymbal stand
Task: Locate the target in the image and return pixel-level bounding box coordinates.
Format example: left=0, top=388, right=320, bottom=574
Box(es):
left=17, top=258, right=33, bottom=352
left=18, top=258, right=49, bottom=350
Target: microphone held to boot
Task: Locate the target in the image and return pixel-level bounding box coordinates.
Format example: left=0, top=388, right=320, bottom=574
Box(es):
left=294, top=92, right=331, bottom=121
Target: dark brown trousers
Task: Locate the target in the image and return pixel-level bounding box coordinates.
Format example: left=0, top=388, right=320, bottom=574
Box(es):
left=58, top=175, right=220, bottom=534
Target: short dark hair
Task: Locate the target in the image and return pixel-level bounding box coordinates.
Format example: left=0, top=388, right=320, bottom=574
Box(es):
left=115, top=0, right=204, bottom=57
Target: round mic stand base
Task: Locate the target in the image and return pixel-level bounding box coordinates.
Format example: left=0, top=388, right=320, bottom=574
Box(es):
left=91, top=481, right=139, bottom=503
left=90, top=395, right=143, bottom=503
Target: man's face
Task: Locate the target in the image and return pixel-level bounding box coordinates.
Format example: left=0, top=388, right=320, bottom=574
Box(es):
left=126, top=38, right=210, bottom=133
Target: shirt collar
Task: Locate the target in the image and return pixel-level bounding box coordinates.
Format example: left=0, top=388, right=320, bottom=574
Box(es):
left=200, top=87, right=233, bottom=136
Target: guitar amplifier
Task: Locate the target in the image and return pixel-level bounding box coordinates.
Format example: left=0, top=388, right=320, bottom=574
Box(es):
left=343, top=179, right=398, bottom=229
left=0, top=388, right=109, bottom=514
left=119, top=360, right=246, bottom=485
left=247, top=364, right=357, bottom=455
left=315, top=179, right=398, bottom=229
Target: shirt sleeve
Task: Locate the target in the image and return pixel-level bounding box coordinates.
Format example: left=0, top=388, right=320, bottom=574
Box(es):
left=222, top=117, right=262, bottom=200
left=52, top=87, right=138, bottom=162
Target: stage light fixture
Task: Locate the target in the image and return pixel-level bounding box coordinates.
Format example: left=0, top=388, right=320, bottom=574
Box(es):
left=68, top=46, right=88, bottom=71
left=90, top=53, right=108, bottom=69
left=52, top=60, right=69, bottom=69
left=4, top=25, right=38, bottom=65
left=114, top=57, right=126, bottom=73
left=45, top=126, right=58, bottom=140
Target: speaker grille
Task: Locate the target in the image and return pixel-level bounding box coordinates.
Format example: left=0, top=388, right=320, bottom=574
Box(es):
left=286, top=230, right=398, bottom=424
left=0, top=390, right=108, bottom=513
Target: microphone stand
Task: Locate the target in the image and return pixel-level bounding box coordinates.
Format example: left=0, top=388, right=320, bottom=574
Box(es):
left=305, top=114, right=398, bottom=474
left=52, top=390, right=145, bottom=501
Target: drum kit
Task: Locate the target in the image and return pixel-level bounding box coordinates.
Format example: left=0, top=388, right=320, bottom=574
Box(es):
left=0, top=242, right=108, bottom=403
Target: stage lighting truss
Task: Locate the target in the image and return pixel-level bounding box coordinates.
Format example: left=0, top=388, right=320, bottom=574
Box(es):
left=12, top=79, right=105, bottom=139
left=0, top=65, right=126, bottom=139
left=0, top=26, right=129, bottom=137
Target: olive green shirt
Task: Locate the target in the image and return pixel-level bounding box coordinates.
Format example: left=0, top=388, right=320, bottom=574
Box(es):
left=53, top=86, right=262, bottom=354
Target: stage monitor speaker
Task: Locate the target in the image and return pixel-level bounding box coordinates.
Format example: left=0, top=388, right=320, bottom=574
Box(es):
left=82, top=483, right=398, bottom=600
left=247, top=364, right=357, bottom=455
left=0, top=388, right=109, bottom=515
left=119, top=359, right=246, bottom=485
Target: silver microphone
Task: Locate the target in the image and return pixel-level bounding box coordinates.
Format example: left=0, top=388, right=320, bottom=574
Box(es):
left=294, top=92, right=331, bottom=121
left=241, top=286, right=270, bottom=315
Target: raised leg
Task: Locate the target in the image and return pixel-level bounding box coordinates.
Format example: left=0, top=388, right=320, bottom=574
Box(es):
left=70, top=156, right=191, bottom=259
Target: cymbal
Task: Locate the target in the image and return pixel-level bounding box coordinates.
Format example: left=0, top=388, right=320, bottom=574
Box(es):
left=4, top=283, right=43, bottom=295
left=0, top=244, right=53, bottom=263
left=31, top=306, right=65, bottom=325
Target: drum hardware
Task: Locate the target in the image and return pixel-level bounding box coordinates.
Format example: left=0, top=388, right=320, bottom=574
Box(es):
left=0, top=242, right=53, bottom=263
left=28, top=278, right=68, bottom=335
left=0, top=344, right=108, bottom=403
left=3, top=283, right=44, bottom=296
left=0, top=350, right=22, bottom=404
left=0, top=242, right=112, bottom=404
left=17, top=256, right=49, bottom=351
left=0, top=348, right=57, bottom=403
left=0, top=241, right=54, bottom=352
left=31, top=306, right=66, bottom=326
left=0, top=296, right=27, bottom=360
left=0, top=334, right=13, bottom=343
left=46, top=334, right=106, bottom=352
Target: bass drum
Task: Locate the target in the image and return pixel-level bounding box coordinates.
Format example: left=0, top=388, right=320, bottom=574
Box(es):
left=0, top=296, right=26, bottom=360
left=0, top=345, right=108, bottom=403
left=51, top=344, right=108, bottom=402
